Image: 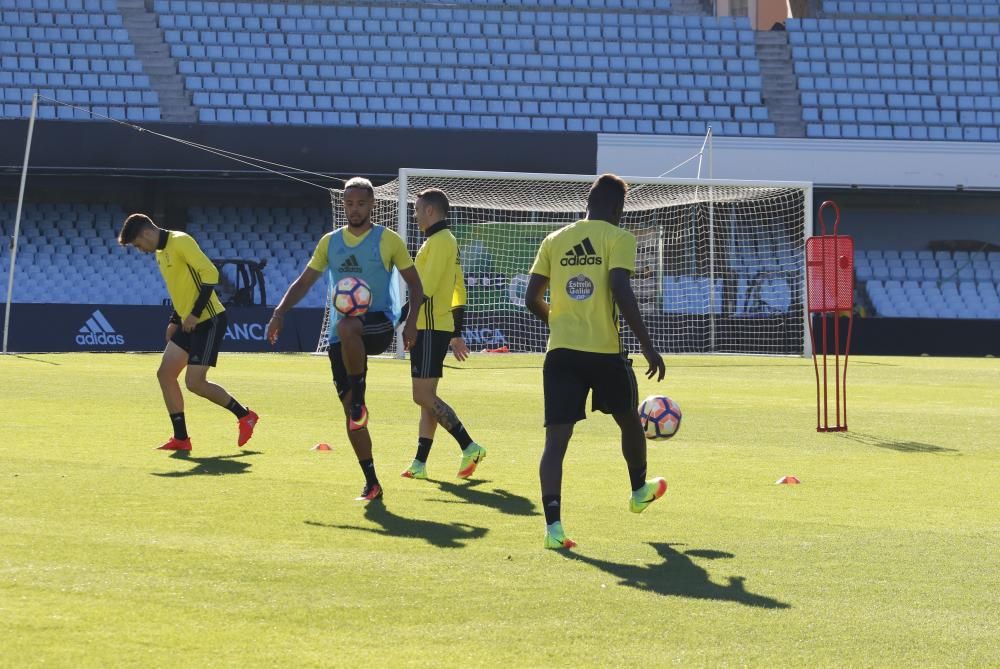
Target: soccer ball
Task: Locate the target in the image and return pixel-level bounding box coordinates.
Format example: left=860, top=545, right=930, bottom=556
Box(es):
left=638, top=395, right=682, bottom=440
left=333, top=276, right=372, bottom=317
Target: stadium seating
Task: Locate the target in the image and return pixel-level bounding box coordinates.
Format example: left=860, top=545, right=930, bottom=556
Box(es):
left=154, top=0, right=774, bottom=134
left=789, top=12, right=1000, bottom=140
left=823, top=1, right=1000, bottom=19
left=185, top=205, right=329, bottom=308
left=0, top=0, right=161, bottom=121
left=3, top=203, right=999, bottom=321
left=856, top=249, right=1000, bottom=318
left=0, top=203, right=328, bottom=307
left=0, top=202, right=168, bottom=305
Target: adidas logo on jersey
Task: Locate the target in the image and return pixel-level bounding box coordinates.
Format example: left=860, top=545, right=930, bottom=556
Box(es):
left=75, top=309, right=125, bottom=346
left=338, top=254, right=362, bottom=273
left=560, top=237, right=602, bottom=266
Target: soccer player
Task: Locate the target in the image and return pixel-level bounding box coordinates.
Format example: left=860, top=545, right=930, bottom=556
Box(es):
left=117, top=213, right=259, bottom=452
left=400, top=188, right=486, bottom=481
left=525, top=174, right=667, bottom=550
left=266, top=177, right=423, bottom=502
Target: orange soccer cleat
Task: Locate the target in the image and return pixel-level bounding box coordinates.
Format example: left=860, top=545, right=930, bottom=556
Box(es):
left=157, top=437, right=192, bottom=452
left=237, top=409, right=259, bottom=447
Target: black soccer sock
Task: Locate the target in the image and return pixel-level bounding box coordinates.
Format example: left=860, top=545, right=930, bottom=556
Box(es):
left=542, top=495, right=562, bottom=525
left=348, top=374, right=366, bottom=405
left=415, top=437, right=433, bottom=463
left=169, top=412, right=188, bottom=441
left=359, top=458, right=379, bottom=487
left=448, top=422, right=474, bottom=450
left=225, top=397, right=249, bottom=419
left=628, top=463, right=648, bottom=492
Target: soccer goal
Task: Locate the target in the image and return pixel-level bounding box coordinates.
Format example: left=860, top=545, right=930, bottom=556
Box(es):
left=317, top=169, right=813, bottom=357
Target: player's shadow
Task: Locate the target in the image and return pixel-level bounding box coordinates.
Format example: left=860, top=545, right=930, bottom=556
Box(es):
left=305, top=498, right=488, bottom=549
left=564, top=542, right=791, bottom=609
left=151, top=450, right=261, bottom=478
left=839, top=431, right=959, bottom=454
left=428, top=479, right=539, bottom=517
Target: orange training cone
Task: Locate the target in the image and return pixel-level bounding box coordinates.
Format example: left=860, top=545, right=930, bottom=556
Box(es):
left=776, top=475, right=801, bottom=485
left=311, top=443, right=332, bottom=452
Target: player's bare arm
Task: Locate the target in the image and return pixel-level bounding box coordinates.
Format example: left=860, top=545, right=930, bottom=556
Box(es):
left=267, top=267, right=322, bottom=344
left=610, top=268, right=665, bottom=382
left=398, top=265, right=424, bottom=350
left=525, top=273, right=550, bottom=324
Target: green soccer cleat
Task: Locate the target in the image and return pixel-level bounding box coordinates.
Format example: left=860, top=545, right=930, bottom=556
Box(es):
left=629, top=477, right=668, bottom=514
left=400, top=460, right=428, bottom=480
left=457, top=442, right=486, bottom=479
left=543, top=521, right=577, bottom=550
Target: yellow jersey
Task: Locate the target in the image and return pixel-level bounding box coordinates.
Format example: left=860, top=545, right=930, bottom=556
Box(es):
left=414, top=222, right=466, bottom=332
left=156, top=231, right=224, bottom=323
left=529, top=219, right=636, bottom=354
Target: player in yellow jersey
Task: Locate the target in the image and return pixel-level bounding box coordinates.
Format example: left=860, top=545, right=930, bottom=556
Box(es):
left=399, top=188, right=486, bottom=482
left=525, top=174, right=666, bottom=550
left=267, top=177, right=424, bottom=503
left=117, top=213, right=259, bottom=453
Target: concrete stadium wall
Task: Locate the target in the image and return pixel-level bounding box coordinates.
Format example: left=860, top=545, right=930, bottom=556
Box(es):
left=598, top=134, right=1000, bottom=190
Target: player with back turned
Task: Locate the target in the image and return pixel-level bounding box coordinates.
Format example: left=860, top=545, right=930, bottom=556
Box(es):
left=525, top=173, right=667, bottom=550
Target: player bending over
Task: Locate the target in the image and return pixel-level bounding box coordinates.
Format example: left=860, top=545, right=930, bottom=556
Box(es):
left=118, top=213, right=258, bottom=452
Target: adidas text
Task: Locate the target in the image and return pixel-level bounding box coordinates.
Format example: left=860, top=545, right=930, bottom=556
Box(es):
left=75, top=332, right=125, bottom=345
left=560, top=255, right=602, bottom=266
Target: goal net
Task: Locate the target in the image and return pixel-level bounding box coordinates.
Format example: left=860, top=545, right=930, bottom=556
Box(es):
left=318, top=169, right=812, bottom=357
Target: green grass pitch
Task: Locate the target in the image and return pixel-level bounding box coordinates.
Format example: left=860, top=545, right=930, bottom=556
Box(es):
left=1, top=352, right=998, bottom=667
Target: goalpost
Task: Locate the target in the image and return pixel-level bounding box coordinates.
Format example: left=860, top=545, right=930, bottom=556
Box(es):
left=318, top=169, right=813, bottom=358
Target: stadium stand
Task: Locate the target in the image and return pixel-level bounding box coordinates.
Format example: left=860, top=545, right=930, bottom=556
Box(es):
left=855, top=249, right=1000, bottom=318
left=2, top=0, right=998, bottom=140
left=789, top=10, right=1000, bottom=141
left=0, top=203, right=167, bottom=304
left=4, top=200, right=998, bottom=320
left=185, top=204, right=329, bottom=308
left=823, top=1, right=1000, bottom=19
left=155, top=0, right=774, bottom=135
left=0, top=0, right=161, bottom=121
left=0, top=203, right=329, bottom=307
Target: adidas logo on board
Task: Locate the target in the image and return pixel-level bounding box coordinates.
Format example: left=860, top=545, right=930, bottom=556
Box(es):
left=75, top=310, right=125, bottom=346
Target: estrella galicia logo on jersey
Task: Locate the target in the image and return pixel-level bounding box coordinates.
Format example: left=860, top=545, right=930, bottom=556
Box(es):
left=560, top=237, right=602, bottom=266
left=75, top=309, right=125, bottom=346
left=338, top=254, right=362, bottom=274
left=566, top=274, right=595, bottom=301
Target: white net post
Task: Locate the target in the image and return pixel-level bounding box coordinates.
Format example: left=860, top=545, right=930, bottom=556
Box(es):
left=318, top=170, right=812, bottom=357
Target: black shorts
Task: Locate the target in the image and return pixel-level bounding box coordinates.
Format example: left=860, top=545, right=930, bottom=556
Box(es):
left=327, top=311, right=395, bottom=397
left=410, top=329, right=452, bottom=379
left=543, top=347, right=638, bottom=426
left=170, top=312, right=227, bottom=367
